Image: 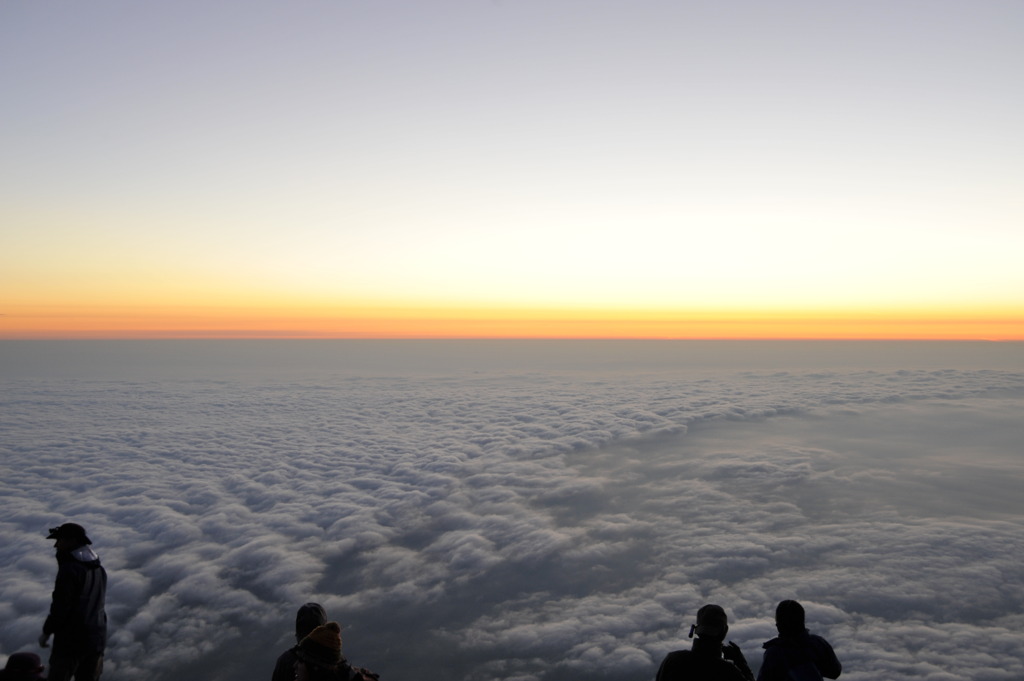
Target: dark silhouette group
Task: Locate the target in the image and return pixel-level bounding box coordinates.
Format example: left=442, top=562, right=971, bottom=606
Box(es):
left=5, top=521, right=843, bottom=681
left=1, top=522, right=382, bottom=680
left=656, top=601, right=841, bottom=681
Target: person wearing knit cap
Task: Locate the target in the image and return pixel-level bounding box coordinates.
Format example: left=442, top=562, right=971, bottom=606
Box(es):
left=272, top=603, right=327, bottom=681
left=293, top=622, right=379, bottom=681
left=655, top=604, right=754, bottom=681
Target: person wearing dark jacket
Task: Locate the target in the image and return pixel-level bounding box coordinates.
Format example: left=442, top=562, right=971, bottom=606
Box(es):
left=655, top=604, right=754, bottom=681
left=757, top=600, right=841, bottom=681
left=272, top=602, right=328, bottom=681
left=39, top=523, right=107, bottom=681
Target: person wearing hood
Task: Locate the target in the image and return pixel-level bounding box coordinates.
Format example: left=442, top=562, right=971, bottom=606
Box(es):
left=39, top=523, right=107, bottom=681
left=655, top=604, right=754, bottom=681
left=757, top=600, right=841, bottom=681
left=272, top=603, right=328, bottom=681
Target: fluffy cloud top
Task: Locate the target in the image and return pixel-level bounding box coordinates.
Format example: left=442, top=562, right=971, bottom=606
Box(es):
left=1, top=341, right=1022, bottom=680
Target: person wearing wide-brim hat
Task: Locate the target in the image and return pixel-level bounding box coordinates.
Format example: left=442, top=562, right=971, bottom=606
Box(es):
left=39, top=523, right=108, bottom=681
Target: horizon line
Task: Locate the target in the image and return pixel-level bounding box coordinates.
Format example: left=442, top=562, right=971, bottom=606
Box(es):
left=2, top=334, right=1021, bottom=342
left=3, top=307, right=1022, bottom=341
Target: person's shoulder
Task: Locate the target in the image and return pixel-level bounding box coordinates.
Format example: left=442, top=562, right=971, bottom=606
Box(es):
left=662, top=648, right=692, bottom=661
left=658, top=649, right=693, bottom=671
left=273, top=647, right=298, bottom=669
left=760, top=638, right=787, bottom=667
left=271, top=647, right=299, bottom=681
left=806, top=632, right=837, bottom=651
left=656, top=649, right=693, bottom=681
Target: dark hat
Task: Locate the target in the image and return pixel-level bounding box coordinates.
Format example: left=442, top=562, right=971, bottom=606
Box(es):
left=2, top=652, right=46, bottom=680
left=693, top=604, right=729, bottom=639
left=46, top=523, right=91, bottom=545
left=295, top=602, right=327, bottom=642
left=296, top=621, right=343, bottom=669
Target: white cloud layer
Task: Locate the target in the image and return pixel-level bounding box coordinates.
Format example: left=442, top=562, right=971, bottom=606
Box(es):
left=1, top=341, right=1022, bottom=680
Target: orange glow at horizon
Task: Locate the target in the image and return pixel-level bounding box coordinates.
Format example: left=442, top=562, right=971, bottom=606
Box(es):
left=2, top=304, right=1022, bottom=341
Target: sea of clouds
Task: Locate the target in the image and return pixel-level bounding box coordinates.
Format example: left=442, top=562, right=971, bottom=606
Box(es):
left=1, top=341, right=1022, bottom=681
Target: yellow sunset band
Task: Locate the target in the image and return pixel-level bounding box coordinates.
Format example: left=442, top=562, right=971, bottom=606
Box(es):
left=3, top=304, right=1021, bottom=340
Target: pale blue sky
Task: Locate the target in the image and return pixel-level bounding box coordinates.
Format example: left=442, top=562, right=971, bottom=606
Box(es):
left=2, top=0, right=1022, bottom=314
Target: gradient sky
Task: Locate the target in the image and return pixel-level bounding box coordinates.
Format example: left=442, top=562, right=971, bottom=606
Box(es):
left=2, top=1, right=1022, bottom=338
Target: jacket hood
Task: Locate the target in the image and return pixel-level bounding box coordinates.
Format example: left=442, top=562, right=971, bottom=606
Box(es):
left=295, top=603, right=328, bottom=642
left=70, top=545, right=100, bottom=563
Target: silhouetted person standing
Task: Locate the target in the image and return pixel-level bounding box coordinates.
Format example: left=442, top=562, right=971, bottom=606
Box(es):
left=757, top=600, right=841, bottom=681
left=272, top=602, right=328, bottom=681
left=39, top=523, right=107, bottom=681
left=656, top=604, right=754, bottom=681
